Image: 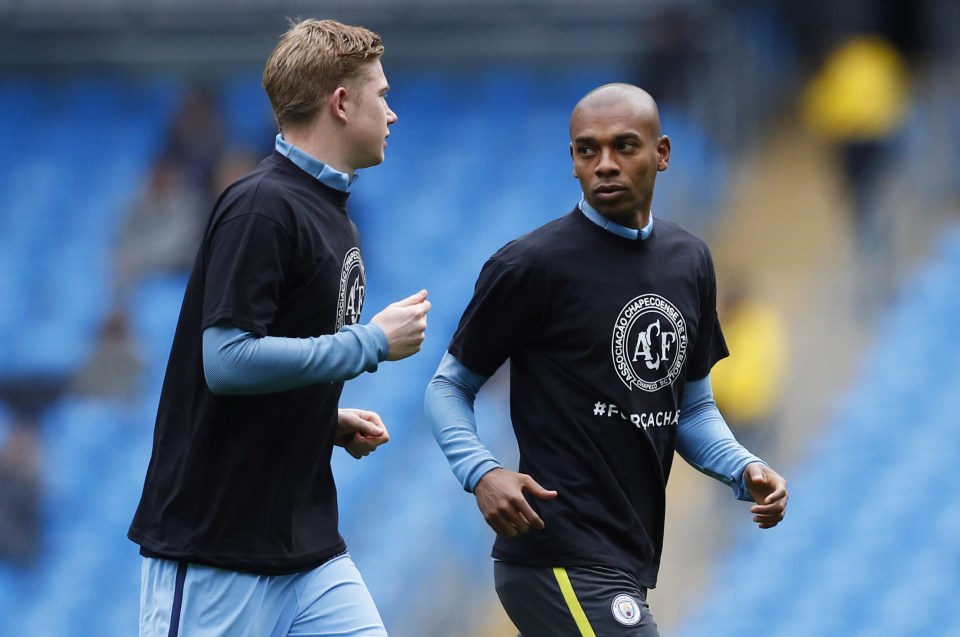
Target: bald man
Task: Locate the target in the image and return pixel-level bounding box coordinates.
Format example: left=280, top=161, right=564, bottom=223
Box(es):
left=425, top=84, right=788, bottom=636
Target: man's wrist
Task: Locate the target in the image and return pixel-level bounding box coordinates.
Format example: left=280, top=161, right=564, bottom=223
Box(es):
left=467, top=461, right=503, bottom=493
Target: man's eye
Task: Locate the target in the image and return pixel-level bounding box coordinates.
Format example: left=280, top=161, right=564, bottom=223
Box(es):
left=578, top=147, right=596, bottom=156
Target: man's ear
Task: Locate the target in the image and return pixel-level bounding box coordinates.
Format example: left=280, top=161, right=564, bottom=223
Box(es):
left=657, top=134, right=671, bottom=171
left=330, top=86, right=349, bottom=124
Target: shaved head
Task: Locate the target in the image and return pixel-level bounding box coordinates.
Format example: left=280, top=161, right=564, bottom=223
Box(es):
left=570, top=84, right=661, bottom=138
left=568, top=83, right=670, bottom=229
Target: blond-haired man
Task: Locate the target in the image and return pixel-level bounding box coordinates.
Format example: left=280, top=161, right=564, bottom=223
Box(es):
left=130, top=19, right=429, bottom=637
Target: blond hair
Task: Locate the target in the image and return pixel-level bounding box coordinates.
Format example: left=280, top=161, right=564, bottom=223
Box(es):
left=262, top=18, right=384, bottom=131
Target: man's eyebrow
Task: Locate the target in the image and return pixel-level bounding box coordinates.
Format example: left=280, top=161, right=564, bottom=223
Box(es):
left=573, top=131, right=643, bottom=143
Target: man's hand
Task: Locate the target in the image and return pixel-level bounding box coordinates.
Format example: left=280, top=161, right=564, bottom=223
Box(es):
left=335, top=408, right=390, bottom=459
left=370, top=290, right=431, bottom=361
left=744, top=463, right=788, bottom=528
left=473, top=468, right=558, bottom=537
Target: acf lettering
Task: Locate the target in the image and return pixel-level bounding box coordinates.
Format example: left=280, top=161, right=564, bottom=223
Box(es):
left=634, top=319, right=677, bottom=371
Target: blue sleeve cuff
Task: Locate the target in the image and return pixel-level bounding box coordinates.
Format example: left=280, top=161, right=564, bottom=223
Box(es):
left=465, top=460, right=503, bottom=492
left=340, top=323, right=389, bottom=367
left=370, top=324, right=390, bottom=361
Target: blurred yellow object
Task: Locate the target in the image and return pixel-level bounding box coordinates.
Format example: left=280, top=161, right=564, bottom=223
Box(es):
left=711, top=299, right=788, bottom=426
left=801, top=35, right=910, bottom=142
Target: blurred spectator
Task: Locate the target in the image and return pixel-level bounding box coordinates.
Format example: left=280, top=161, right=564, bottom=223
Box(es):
left=0, top=422, right=41, bottom=566
left=800, top=34, right=911, bottom=244
left=70, top=311, right=142, bottom=402
left=0, top=376, right=68, bottom=565
left=711, top=279, right=789, bottom=459
left=115, top=153, right=207, bottom=300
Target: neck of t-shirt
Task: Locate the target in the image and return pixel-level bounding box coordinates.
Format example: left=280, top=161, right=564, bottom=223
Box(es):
left=578, top=197, right=654, bottom=241
left=275, top=134, right=355, bottom=193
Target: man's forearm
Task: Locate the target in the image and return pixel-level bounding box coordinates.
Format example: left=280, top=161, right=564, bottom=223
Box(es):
left=202, top=322, right=389, bottom=395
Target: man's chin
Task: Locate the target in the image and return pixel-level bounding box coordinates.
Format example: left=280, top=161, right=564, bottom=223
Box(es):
left=587, top=199, right=627, bottom=217
left=587, top=201, right=642, bottom=228
left=357, top=154, right=385, bottom=170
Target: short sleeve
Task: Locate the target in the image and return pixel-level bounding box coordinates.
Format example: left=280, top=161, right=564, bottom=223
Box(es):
left=448, top=254, right=544, bottom=377
left=202, top=213, right=293, bottom=336
left=685, top=248, right=729, bottom=381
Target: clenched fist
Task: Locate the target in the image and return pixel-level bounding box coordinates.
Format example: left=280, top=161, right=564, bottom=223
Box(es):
left=370, top=289, right=431, bottom=361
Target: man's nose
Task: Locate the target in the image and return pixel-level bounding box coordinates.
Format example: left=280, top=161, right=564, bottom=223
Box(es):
left=595, top=148, right=618, bottom=174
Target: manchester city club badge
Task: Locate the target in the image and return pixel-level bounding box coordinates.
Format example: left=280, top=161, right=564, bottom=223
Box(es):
left=611, top=593, right=642, bottom=626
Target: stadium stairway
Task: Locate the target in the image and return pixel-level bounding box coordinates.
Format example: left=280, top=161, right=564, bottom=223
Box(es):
left=650, top=61, right=960, bottom=635
left=674, top=222, right=960, bottom=637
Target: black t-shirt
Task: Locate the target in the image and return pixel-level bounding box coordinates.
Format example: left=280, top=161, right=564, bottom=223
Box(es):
left=128, top=152, right=367, bottom=574
left=449, top=209, right=728, bottom=587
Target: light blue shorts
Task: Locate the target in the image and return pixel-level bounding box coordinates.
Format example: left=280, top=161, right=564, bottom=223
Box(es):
left=139, top=553, right=387, bottom=637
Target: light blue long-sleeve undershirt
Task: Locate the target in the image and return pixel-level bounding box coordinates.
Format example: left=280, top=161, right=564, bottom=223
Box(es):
left=424, top=352, right=764, bottom=500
